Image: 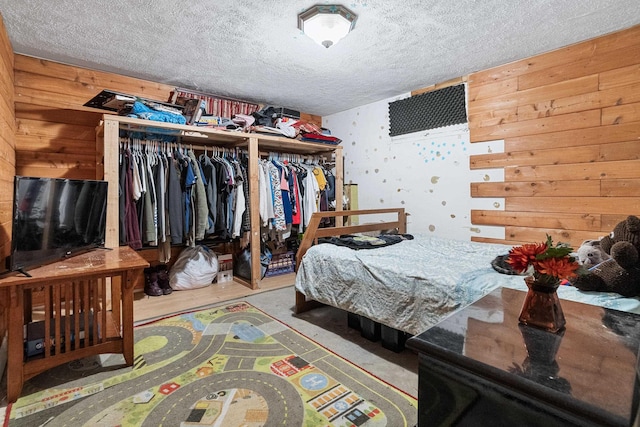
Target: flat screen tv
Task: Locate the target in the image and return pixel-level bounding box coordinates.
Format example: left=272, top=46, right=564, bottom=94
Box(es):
left=8, top=176, right=109, bottom=276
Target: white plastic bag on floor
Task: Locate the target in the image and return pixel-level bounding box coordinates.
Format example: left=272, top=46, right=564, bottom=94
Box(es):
left=169, top=245, right=219, bottom=290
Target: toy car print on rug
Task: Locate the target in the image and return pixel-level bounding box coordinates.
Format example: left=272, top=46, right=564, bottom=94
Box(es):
left=6, top=302, right=417, bottom=426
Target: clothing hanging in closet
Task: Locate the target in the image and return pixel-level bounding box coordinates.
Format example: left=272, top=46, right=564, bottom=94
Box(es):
left=118, top=134, right=251, bottom=257
left=258, top=154, right=335, bottom=241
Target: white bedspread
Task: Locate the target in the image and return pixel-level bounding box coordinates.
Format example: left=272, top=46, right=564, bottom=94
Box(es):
left=294, top=234, right=640, bottom=336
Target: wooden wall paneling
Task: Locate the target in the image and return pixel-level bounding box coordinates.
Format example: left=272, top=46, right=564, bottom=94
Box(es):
left=14, top=86, right=109, bottom=111
left=471, top=180, right=601, bottom=198
left=0, top=51, right=13, bottom=120
left=469, top=74, right=599, bottom=119
left=0, top=11, right=15, bottom=359
left=411, top=76, right=467, bottom=96
left=505, top=196, right=639, bottom=215
left=14, top=70, right=111, bottom=104
left=599, top=63, right=640, bottom=90
left=470, top=210, right=601, bottom=231
left=503, top=226, right=603, bottom=247
left=601, top=101, right=640, bottom=125
left=15, top=134, right=97, bottom=157
left=602, top=214, right=634, bottom=231
left=468, top=25, right=640, bottom=87
left=16, top=117, right=97, bottom=146
left=504, top=122, right=640, bottom=151
left=599, top=141, right=640, bottom=161
left=15, top=103, right=102, bottom=126
left=12, top=55, right=175, bottom=180
left=467, top=77, right=518, bottom=102
left=517, top=42, right=640, bottom=91
left=601, top=179, right=640, bottom=197
left=469, top=27, right=640, bottom=246
left=300, top=112, right=322, bottom=127
left=14, top=151, right=98, bottom=180
left=471, top=109, right=601, bottom=142
left=470, top=145, right=601, bottom=169
left=504, top=160, right=640, bottom=181
left=14, top=55, right=172, bottom=102
left=466, top=106, right=518, bottom=129
left=467, top=29, right=607, bottom=86
left=515, top=81, right=640, bottom=121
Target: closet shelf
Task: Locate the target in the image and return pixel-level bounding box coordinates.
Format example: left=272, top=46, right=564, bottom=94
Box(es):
left=97, top=114, right=339, bottom=155
left=97, top=114, right=343, bottom=291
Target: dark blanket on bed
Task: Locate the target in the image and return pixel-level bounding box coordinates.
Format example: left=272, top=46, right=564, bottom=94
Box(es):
left=318, top=233, right=414, bottom=249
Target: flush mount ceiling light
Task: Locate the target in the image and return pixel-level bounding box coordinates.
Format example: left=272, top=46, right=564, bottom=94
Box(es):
left=298, top=4, right=357, bottom=48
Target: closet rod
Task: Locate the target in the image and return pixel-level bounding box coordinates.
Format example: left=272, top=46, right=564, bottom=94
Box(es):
left=120, top=140, right=246, bottom=154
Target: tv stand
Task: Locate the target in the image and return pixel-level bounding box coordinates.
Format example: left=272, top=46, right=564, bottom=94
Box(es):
left=0, top=246, right=149, bottom=402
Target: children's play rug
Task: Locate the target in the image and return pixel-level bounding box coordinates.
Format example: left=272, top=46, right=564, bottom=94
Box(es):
left=5, top=302, right=417, bottom=426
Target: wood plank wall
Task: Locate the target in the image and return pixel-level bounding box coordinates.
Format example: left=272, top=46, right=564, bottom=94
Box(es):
left=0, top=16, right=14, bottom=264
left=12, top=55, right=322, bottom=182
left=468, top=25, right=640, bottom=249
left=0, top=11, right=15, bottom=360
left=14, top=55, right=175, bottom=180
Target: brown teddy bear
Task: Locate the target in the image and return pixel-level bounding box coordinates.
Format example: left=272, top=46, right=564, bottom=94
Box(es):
left=571, top=215, right=640, bottom=297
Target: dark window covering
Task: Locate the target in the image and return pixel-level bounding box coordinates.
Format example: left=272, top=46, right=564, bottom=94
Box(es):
left=388, top=84, right=467, bottom=137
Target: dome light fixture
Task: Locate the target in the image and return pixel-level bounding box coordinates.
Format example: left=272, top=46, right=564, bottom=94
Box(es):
left=298, top=4, right=357, bottom=48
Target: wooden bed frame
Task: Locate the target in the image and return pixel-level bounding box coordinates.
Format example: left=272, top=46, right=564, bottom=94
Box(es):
left=294, top=208, right=407, bottom=314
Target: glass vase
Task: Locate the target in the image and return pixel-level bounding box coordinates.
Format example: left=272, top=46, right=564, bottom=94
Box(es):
left=518, top=276, right=566, bottom=333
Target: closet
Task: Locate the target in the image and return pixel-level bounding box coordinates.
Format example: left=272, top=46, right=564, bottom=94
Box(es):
left=97, top=114, right=343, bottom=290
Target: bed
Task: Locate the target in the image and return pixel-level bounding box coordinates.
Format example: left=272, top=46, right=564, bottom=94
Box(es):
left=294, top=209, right=640, bottom=337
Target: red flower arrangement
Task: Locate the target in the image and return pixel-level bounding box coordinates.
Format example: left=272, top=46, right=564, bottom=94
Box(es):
left=507, top=235, right=582, bottom=286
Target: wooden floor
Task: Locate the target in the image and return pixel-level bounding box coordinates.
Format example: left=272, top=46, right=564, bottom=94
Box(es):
left=132, top=273, right=296, bottom=323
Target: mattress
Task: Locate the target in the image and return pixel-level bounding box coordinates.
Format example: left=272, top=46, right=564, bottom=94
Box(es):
left=294, top=234, right=640, bottom=336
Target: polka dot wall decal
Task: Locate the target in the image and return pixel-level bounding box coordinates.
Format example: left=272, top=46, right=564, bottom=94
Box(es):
left=441, top=201, right=447, bottom=206
left=352, top=121, right=357, bottom=126
left=429, top=189, right=434, bottom=193
left=383, top=179, right=387, bottom=183
left=375, top=168, right=379, bottom=173
left=429, top=225, right=436, bottom=232
left=450, top=214, right=456, bottom=218
left=470, top=227, right=481, bottom=233
left=493, top=202, right=501, bottom=208
left=483, top=174, right=490, bottom=181
left=431, top=176, right=440, bottom=184
left=397, top=188, right=401, bottom=192
left=401, top=200, right=405, bottom=204
left=380, top=198, right=384, bottom=203
left=351, top=141, right=356, bottom=145
left=384, top=157, right=388, bottom=162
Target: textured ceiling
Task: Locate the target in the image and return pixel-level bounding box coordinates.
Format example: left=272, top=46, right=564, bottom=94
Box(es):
left=1, top=1, right=639, bottom=116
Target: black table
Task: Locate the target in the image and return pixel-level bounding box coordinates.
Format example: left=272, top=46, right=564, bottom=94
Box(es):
left=407, top=287, right=640, bottom=426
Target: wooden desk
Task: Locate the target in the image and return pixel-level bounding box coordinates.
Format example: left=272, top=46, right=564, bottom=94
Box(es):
left=407, top=287, right=640, bottom=427
left=0, top=246, right=148, bottom=403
